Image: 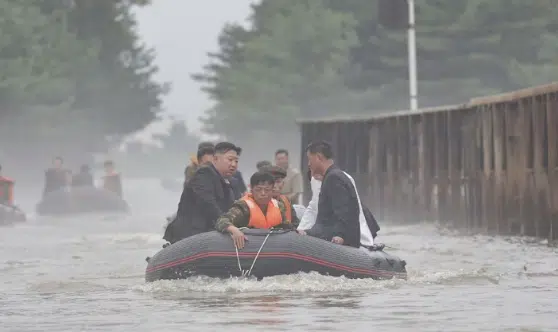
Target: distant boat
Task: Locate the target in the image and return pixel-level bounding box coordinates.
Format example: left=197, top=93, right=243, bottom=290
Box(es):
left=36, top=187, right=129, bottom=217
left=0, top=203, right=26, bottom=225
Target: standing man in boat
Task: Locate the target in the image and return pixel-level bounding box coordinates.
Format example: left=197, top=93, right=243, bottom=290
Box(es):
left=164, top=142, right=240, bottom=244
left=215, top=171, right=295, bottom=249
left=184, top=141, right=215, bottom=186
left=42, top=156, right=68, bottom=197
left=274, top=149, right=302, bottom=204
left=263, top=165, right=300, bottom=227
left=298, top=141, right=375, bottom=249
left=298, top=166, right=381, bottom=241
left=102, top=160, right=123, bottom=197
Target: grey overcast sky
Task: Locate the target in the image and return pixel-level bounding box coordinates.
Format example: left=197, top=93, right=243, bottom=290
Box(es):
left=134, top=0, right=255, bottom=138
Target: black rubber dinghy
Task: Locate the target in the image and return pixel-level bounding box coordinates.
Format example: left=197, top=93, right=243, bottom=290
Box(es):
left=0, top=203, right=26, bottom=225
left=36, top=187, right=129, bottom=216
left=145, top=229, right=407, bottom=281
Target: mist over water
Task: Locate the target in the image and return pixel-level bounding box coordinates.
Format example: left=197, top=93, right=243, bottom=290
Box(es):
left=2, top=2, right=558, bottom=331
left=1, top=178, right=557, bottom=331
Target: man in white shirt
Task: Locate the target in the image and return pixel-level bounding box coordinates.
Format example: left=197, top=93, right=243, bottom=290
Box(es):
left=298, top=165, right=378, bottom=248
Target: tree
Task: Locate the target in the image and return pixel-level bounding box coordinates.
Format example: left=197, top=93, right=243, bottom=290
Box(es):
left=336, top=0, right=558, bottom=108
left=44, top=0, right=170, bottom=140
left=115, top=120, right=200, bottom=177
left=195, top=0, right=359, bottom=139
left=153, top=121, right=199, bottom=156
left=0, top=0, right=168, bottom=170
left=0, top=0, right=100, bottom=165
left=196, top=0, right=558, bottom=143
left=0, top=0, right=96, bottom=113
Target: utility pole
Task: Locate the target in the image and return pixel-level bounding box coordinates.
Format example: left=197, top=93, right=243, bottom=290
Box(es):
left=407, top=0, right=418, bottom=111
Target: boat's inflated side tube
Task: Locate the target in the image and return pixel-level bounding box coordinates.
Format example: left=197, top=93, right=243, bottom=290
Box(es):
left=36, top=187, right=129, bottom=216
left=145, top=229, right=407, bottom=282
left=0, top=203, right=26, bottom=225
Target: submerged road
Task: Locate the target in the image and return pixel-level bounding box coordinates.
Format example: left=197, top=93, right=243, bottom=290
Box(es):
left=1, top=179, right=557, bottom=331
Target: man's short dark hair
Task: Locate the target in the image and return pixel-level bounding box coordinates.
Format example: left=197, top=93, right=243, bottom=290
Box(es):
left=306, top=140, right=333, bottom=159
left=275, top=149, right=288, bottom=156
left=262, top=165, right=287, bottom=180
left=214, top=142, right=241, bottom=155
left=198, top=141, right=214, bottom=149
left=197, top=146, right=215, bottom=161
left=54, top=156, right=63, bottom=163
left=250, top=171, right=275, bottom=188
left=104, top=160, right=114, bottom=167
left=256, top=160, right=272, bottom=171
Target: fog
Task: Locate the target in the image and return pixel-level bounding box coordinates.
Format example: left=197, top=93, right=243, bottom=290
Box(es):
left=134, top=0, right=255, bottom=137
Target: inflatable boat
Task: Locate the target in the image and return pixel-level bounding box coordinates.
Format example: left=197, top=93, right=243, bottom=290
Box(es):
left=36, top=187, right=129, bottom=216
left=0, top=203, right=26, bottom=225
left=145, top=229, right=407, bottom=281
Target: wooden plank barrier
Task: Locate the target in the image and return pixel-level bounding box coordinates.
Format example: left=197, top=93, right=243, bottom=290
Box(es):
left=298, top=82, right=558, bottom=242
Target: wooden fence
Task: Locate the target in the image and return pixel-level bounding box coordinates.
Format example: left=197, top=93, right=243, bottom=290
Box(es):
left=298, top=82, right=558, bottom=241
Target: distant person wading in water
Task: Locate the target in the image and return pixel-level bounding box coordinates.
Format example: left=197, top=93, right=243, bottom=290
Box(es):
left=102, top=160, right=122, bottom=197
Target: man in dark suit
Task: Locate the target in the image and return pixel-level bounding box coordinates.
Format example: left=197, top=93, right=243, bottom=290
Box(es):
left=230, top=170, right=247, bottom=199
left=163, top=142, right=241, bottom=244
left=298, top=140, right=373, bottom=248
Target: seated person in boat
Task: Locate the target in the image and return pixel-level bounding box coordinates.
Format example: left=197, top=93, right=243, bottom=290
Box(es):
left=184, top=142, right=215, bottom=185
left=256, top=160, right=272, bottom=172
left=0, top=164, right=15, bottom=206
left=297, top=168, right=323, bottom=230
left=184, top=142, right=215, bottom=186
left=262, top=165, right=300, bottom=227
left=215, top=171, right=295, bottom=248
left=298, top=141, right=375, bottom=249
left=72, top=164, right=94, bottom=187
left=43, top=156, right=68, bottom=197
left=102, top=160, right=122, bottom=197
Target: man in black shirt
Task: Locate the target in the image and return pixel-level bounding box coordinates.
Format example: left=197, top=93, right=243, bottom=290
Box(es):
left=298, top=141, right=361, bottom=248
left=164, top=142, right=240, bottom=244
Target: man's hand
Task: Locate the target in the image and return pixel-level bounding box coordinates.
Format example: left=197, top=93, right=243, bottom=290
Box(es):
left=331, top=236, right=344, bottom=245
left=227, top=225, right=247, bottom=249
left=296, top=229, right=306, bottom=235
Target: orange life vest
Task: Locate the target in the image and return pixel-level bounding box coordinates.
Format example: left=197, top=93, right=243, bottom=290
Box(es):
left=242, top=194, right=283, bottom=229
left=0, top=176, right=14, bottom=205
left=277, top=195, right=292, bottom=222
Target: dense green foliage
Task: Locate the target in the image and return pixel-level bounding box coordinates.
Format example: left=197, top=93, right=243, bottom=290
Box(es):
left=114, top=121, right=200, bottom=177
left=194, top=0, right=558, bottom=140
left=0, top=0, right=167, bottom=163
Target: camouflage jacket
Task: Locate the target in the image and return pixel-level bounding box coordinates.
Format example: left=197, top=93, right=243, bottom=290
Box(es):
left=215, top=198, right=296, bottom=233
left=277, top=195, right=300, bottom=228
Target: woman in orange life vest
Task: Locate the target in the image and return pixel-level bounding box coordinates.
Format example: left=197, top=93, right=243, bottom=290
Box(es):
left=262, top=165, right=300, bottom=228
left=215, top=171, right=295, bottom=249
left=102, top=160, right=123, bottom=197
left=0, top=164, right=15, bottom=206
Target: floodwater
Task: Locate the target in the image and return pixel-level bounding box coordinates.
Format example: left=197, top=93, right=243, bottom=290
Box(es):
left=1, top=179, right=557, bottom=332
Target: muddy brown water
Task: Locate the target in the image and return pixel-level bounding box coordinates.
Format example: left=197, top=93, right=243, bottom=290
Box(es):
left=1, top=179, right=557, bottom=331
